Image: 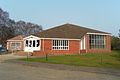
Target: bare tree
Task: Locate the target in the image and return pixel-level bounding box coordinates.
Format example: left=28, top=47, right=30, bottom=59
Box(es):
left=14, top=21, right=42, bottom=36
left=0, top=25, right=15, bottom=46
left=0, top=7, right=43, bottom=46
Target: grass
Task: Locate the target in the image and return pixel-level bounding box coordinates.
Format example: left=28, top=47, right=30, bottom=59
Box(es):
left=19, top=50, right=120, bottom=69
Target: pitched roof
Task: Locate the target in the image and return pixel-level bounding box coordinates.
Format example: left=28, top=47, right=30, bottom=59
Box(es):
left=34, top=23, right=109, bottom=39
left=7, top=35, right=24, bottom=41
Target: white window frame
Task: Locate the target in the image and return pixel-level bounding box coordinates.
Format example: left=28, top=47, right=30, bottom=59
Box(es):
left=52, top=39, right=69, bottom=50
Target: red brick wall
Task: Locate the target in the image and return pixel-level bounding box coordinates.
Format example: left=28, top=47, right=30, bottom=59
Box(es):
left=33, top=39, right=80, bottom=56
left=107, top=35, right=111, bottom=52
left=33, top=34, right=111, bottom=56
left=11, top=34, right=111, bottom=56
left=69, top=40, right=80, bottom=54
left=86, top=34, right=89, bottom=52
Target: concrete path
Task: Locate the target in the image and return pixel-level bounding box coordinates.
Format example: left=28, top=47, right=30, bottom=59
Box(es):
left=0, top=54, right=25, bottom=62
left=0, top=54, right=120, bottom=80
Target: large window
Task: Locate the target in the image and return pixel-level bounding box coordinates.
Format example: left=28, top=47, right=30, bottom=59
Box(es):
left=25, top=40, right=40, bottom=47
left=52, top=40, right=69, bottom=50
left=11, top=42, right=21, bottom=50
left=89, top=34, right=107, bottom=49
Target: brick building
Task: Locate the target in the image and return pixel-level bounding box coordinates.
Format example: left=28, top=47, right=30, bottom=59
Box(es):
left=7, top=23, right=111, bottom=56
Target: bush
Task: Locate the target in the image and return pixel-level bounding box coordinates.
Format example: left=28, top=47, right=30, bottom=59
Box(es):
left=111, top=36, right=120, bottom=50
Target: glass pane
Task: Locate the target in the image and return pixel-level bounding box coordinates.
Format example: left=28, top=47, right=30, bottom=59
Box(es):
left=29, top=40, right=32, bottom=47
left=26, top=40, right=28, bottom=47
left=33, top=40, right=35, bottom=47
left=36, top=40, right=39, bottom=47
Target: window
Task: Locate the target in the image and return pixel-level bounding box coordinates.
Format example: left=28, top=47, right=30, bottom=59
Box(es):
left=33, top=40, right=36, bottom=47
left=26, top=40, right=28, bottom=47
left=89, top=34, right=107, bottom=49
left=11, top=42, right=21, bottom=50
left=52, top=40, right=69, bottom=50
left=29, top=40, right=32, bottom=47
left=36, top=40, right=39, bottom=47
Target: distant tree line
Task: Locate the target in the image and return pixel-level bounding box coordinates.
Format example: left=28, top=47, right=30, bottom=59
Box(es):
left=111, top=29, right=120, bottom=50
left=0, top=8, right=42, bottom=46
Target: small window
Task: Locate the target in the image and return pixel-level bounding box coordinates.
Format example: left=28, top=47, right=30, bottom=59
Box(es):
left=26, top=40, right=28, bottom=47
left=29, top=40, right=32, bottom=47
left=33, top=40, right=36, bottom=47
left=36, top=40, right=39, bottom=47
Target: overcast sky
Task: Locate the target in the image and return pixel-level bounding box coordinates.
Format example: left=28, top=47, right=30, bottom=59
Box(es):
left=0, top=0, right=120, bottom=36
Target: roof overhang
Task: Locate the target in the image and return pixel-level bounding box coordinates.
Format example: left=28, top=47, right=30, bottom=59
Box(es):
left=87, top=32, right=110, bottom=35
left=23, top=35, right=41, bottom=40
left=40, top=38, right=80, bottom=40
left=7, top=40, right=23, bottom=41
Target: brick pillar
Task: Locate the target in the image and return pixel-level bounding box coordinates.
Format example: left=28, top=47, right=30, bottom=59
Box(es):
left=86, top=34, right=89, bottom=53
left=107, top=35, right=111, bottom=52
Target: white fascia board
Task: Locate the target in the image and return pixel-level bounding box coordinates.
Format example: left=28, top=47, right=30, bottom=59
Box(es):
left=24, top=35, right=40, bottom=40
left=87, top=32, right=110, bottom=35
left=40, top=38, right=80, bottom=40
left=24, top=35, right=80, bottom=40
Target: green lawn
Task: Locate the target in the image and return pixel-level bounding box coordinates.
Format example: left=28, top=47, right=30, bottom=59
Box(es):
left=19, top=50, right=120, bottom=68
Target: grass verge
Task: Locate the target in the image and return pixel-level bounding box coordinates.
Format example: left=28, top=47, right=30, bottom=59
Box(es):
left=19, top=50, right=120, bottom=69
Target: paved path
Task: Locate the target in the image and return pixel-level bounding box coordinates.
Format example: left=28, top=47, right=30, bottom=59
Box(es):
left=0, top=54, right=120, bottom=80
left=0, top=54, right=25, bottom=62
